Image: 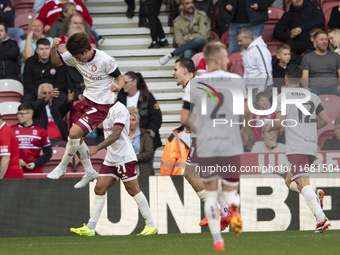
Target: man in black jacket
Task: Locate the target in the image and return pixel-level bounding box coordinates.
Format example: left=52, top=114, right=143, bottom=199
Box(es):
left=0, top=22, right=19, bottom=80
left=322, top=118, right=340, bottom=151
left=227, top=0, right=275, bottom=54
left=0, top=0, right=25, bottom=42
left=273, top=0, right=324, bottom=56
left=22, top=38, right=67, bottom=103
left=33, top=83, right=74, bottom=147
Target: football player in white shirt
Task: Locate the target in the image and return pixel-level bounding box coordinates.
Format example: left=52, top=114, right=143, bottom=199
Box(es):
left=47, top=32, right=125, bottom=189
left=181, top=41, right=250, bottom=251
left=270, top=64, right=331, bottom=233
left=173, top=58, right=230, bottom=231
left=70, top=102, right=157, bottom=236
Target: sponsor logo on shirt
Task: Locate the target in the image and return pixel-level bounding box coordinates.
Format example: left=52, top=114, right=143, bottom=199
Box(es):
left=81, top=71, right=103, bottom=81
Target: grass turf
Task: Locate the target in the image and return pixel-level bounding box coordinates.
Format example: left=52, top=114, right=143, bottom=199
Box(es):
left=1, top=230, right=339, bottom=255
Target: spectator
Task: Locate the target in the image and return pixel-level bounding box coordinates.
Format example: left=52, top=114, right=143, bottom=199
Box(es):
left=301, top=30, right=340, bottom=96
left=57, top=13, right=97, bottom=54
left=36, top=0, right=93, bottom=34
left=33, top=83, right=74, bottom=147
left=194, top=0, right=214, bottom=21
left=20, top=19, right=53, bottom=71
left=128, top=106, right=155, bottom=176
left=273, top=0, right=324, bottom=56
left=160, top=126, right=190, bottom=175
left=272, top=43, right=292, bottom=94
left=215, top=0, right=233, bottom=37
left=328, top=28, right=340, bottom=54
left=64, top=65, right=85, bottom=100
left=146, top=0, right=169, bottom=48
left=0, top=113, right=23, bottom=179
left=125, top=0, right=149, bottom=27
left=322, top=117, right=340, bottom=151
left=22, top=38, right=67, bottom=103
left=251, top=125, right=285, bottom=153
left=328, top=2, right=340, bottom=30
left=0, top=22, right=20, bottom=80
left=0, top=0, right=25, bottom=42
left=117, top=72, right=162, bottom=152
left=48, top=2, right=77, bottom=38
left=250, top=92, right=276, bottom=140
left=237, top=27, right=272, bottom=95
left=227, top=0, right=275, bottom=54
left=159, top=0, right=210, bottom=65
left=11, top=102, right=52, bottom=173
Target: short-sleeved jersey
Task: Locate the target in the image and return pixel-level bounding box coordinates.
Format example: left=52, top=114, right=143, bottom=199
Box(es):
left=11, top=124, right=51, bottom=173
left=189, top=70, right=246, bottom=158
left=60, top=49, right=118, bottom=105
left=58, top=35, right=96, bottom=49
left=276, top=91, right=323, bottom=156
left=102, top=101, right=137, bottom=165
left=0, top=122, right=23, bottom=178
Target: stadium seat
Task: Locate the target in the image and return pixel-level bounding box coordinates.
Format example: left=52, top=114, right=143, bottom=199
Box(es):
left=221, top=31, right=229, bottom=45
left=318, top=129, right=335, bottom=149
left=42, top=147, right=74, bottom=173
left=210, top=30, right=219, bottom=40
left=191, top=52, right=204, bottom=68
left=320, top=0, right=338, bottom=13
left=0, top=101, right=20, bottom=126
left=262, top=27, right=282, bottom=48
left=270, top=50, right=277, bottom=56
left=324, top=7, right=333, bottom=30
left=319, top=94, right=340, bottom=119
left=266, top=7, right=285, bottom=24
left=13, top=0, right=34, bottom=15
left=74, top=146, right=106, bottom=172
left=228, top=51, right=241, bottom=66
left=0, top=79, right=24, bottom=103
left=14, top=12, right=38, bottom=33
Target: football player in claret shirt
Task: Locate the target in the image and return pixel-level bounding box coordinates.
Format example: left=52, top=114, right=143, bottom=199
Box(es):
left=70, top=101, right=158, bottom=236
left=11, top=102, right=52, bottom=173
left=48, top=32, right=125, bottom=188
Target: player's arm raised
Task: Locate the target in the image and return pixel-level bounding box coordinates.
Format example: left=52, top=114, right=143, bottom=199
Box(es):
left=89, top=125, right=124, bottom=156
left=51, top=38, right=63, bottom=67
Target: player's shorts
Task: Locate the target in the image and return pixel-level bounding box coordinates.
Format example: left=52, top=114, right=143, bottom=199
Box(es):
left=287, top=154, right=316, bottom=181
left=74, top=97, right=113, bottom=137
left=186, top=137, right=197, bottom=166
left=196, top=155, right=240, bottom=185
left=99, top=161, right=137, bottom=182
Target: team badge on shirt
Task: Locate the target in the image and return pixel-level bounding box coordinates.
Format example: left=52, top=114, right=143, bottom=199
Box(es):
left=91, top=65, right=97, bottom=72
left=50, top=68, right=56, bottom=75
left=33, top=130, right=38, bottom=135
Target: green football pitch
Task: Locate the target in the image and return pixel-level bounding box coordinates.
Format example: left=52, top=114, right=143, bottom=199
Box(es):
left=1, top=230, right=339, bottom=255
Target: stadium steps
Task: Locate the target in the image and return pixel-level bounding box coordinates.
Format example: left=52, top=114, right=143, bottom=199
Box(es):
left=86, top=0, right=181, bottom=174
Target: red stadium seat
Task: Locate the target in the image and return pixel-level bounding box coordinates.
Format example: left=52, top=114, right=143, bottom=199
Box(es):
left=270, top=50, right=277, bottom=56
left=12, top=0, right=34, bottom=15
left=221, top=31, right=229, bottom=45
left=318, top=129, right=335, bottom=149
left=262, top=27, right=283, bottom=48
left=42, top=147, right=74, bottom=173
left=0, top=101, right=20, bottom=126
left=324, top=7, right=333, bottom=30
left=210, top=30, right=220, bottom=40
left=14, top=12, right=38, bottom=33
left=266, top=7, right=285, bottom=24
left=319, top=94, right=340, bottom=119
left=228, top=51, right=241, bottom=66
left=191, top=52, right=204, bottom=68
left=0, top=79, right=23, bottom=103
left=74, top=146, right=106, bottom=172
left=320, top=0, right=338, bottom=12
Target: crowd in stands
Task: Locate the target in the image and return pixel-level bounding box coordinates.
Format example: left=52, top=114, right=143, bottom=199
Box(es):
left=2, top=0, right=340, bottom=178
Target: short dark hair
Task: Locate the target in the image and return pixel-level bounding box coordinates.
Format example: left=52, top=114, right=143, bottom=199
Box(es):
left=18, top=101, right=34, bottom=112
left=175, top=58, right=195, bottom=74
left=124, top=71, right=150, bottom=98
left=285, top=64, right=302, bottom=84
left=66, top=32, right=91, bottom=56
left=36, top=38, right=51, bottom=47
left=0, top=22, right=7, bottom=33
left=276, top=43, right=291, bottom=53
